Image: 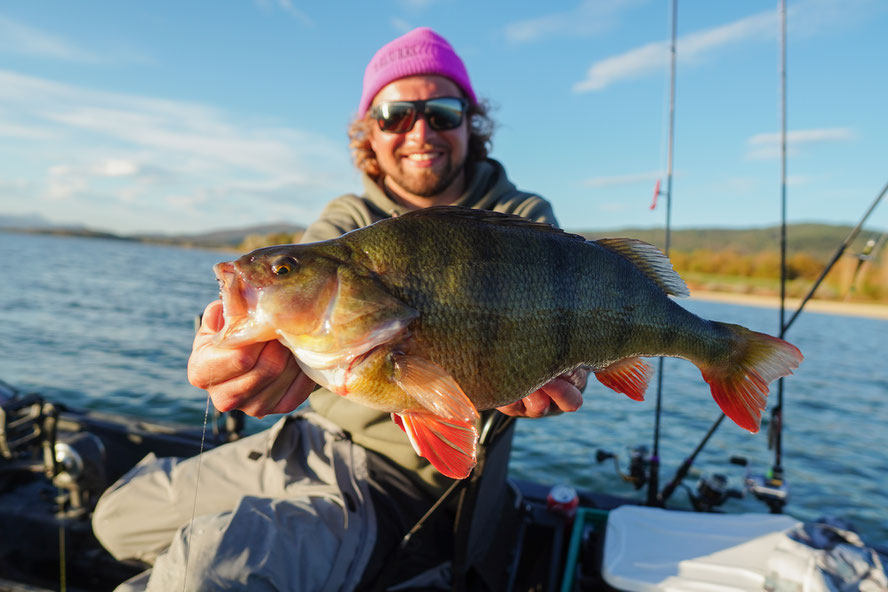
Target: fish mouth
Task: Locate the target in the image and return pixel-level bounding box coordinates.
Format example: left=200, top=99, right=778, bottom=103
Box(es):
left=212, top=261, right=270, bottom=348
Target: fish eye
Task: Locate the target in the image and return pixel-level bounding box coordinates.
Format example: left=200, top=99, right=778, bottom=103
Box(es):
left=271, top=256, right=298, bottom=276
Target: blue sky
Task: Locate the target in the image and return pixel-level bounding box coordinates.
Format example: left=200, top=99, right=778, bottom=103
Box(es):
left=0, top=0, right=886, bottom=235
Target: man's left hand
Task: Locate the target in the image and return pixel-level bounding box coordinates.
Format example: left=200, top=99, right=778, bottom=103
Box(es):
left=496, top=367, right=588, bottom=418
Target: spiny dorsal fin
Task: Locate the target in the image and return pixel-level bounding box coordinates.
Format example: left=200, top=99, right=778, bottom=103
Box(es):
left=397, top=206, right=587, bottom=242
left=596, top=238, right=690, bottom=297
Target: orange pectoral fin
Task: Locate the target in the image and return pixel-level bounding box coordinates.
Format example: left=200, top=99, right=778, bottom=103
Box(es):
left=396, top=411, right=478, bottom=479
left=392, top=355, right=480, bottom=423
left=594, top=357, right=654, bottom=401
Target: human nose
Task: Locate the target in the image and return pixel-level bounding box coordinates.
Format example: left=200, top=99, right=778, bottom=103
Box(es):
left=406, top=113, right=432, bottom=141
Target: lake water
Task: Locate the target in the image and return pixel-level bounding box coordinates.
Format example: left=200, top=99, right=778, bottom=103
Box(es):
left=1, top=231, right=885, bottom=546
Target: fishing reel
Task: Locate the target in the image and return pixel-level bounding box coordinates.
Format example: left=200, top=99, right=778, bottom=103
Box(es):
left=0, top=392, right=106, bottom=516
left=596, top=445, right=651, bottom=490
left=731, top=456, right=790, bottom=513
left=746, top=469, right=790, bottom=514
left=689, top=473, right=743, bottom=512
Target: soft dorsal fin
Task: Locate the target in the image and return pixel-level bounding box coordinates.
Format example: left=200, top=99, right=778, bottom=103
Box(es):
left=397, top=206, right=587, bottom=242
left=596, top=238, right=690, bottom=297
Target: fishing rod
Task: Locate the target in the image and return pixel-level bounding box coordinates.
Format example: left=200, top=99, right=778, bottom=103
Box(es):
left=646, top=0, right=678, bottom=507
left=655, top=0, right=886, bottom=512
left=656, top=182, right=888, bottom=509
left=781, top=179, right=888, bottom=334
left=658, top=0, right=792, bottom=512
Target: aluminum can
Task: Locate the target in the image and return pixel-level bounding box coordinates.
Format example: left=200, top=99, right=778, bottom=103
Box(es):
left=546, top=484, right=579, bottom=519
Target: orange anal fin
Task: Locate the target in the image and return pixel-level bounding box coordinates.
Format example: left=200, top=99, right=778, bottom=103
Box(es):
left=701, top=325, right=803, bottom=433
left=396, top=411, right=478, bottom=479
left=594, top=357, right=653, bottom=401
left=392, top=354, right=479, bottom=423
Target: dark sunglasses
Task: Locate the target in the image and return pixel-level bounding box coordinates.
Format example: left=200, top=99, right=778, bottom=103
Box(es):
left=369, top=97, right=468, bottom=134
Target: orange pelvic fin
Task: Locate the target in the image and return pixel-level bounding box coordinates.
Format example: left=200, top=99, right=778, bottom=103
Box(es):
left=594, top=357, right=654, bottom=401
left=396, top=410, right=478, bottom=479
left=700, top=323, right=803, bottom=433
left=391, top=354, right=480, bottom=479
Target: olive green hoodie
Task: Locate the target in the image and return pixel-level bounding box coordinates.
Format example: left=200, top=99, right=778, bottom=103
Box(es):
left=302, top=159, right=557, bottom=496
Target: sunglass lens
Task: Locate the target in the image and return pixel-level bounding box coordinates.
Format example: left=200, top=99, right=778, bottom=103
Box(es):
left=425, top=98, right=465, bottom=131
left=377, top=103, right=416, bottom=133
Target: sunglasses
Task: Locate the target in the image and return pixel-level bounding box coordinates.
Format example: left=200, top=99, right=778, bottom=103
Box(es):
left=369, top=97, right=469, bottom=134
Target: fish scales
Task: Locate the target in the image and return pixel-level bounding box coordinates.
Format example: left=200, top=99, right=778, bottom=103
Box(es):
left=336, top=209, right=709, bottom=409
left=213, top=206, right=803, bottom=479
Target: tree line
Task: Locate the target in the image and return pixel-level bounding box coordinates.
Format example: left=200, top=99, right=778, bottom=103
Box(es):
left=668, top=247, right=887, bottom=302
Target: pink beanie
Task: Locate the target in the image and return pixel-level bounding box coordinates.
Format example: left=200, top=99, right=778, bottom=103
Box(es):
left=358, top=27, right=476, bottom=117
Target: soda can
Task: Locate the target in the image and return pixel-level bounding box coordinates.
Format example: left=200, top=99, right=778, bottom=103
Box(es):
left=546, top=484, right=579, bottom=519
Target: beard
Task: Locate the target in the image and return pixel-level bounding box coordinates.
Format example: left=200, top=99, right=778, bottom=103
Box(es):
left=382, top=150, right=466, bottom=198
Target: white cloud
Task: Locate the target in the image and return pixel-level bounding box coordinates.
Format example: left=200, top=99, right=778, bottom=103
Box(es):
left=0, top=120, right=56, bottom=139
left=571, top=0, right=883, bottom=93
left=574, top=10, right=775, bottom=92
left=504, top=0, right=642, bottom=44
left=94, top=159, right=140, bottom=178
left=0, top=15, right=101, bottom=62
left=0, top=69, right=350, bottom=233
left=746, top=128, right=855, bottom=159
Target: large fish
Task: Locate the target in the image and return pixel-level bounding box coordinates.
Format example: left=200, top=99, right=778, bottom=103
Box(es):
left=213, top=207, right=802, bottom=479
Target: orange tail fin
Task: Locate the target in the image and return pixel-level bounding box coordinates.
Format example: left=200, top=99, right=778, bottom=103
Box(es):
left=699, top=323, right=803, bottom=433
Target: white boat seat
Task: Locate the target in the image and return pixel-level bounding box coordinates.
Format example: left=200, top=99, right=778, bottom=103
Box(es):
left=602, top=505, right=800, bottom=591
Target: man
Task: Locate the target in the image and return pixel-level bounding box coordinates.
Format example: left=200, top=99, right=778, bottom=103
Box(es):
left=93, top=27, right=585, bottom=591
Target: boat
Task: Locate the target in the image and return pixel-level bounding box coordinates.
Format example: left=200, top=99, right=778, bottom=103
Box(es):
left=3, top=374, right=887, bottom=592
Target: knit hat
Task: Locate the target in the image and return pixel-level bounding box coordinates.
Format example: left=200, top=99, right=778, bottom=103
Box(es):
left=358, top=27, right=476, bottom=117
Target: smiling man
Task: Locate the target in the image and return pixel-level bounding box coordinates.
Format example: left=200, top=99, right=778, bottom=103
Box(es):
left=93, top=27, right=586, bottom=591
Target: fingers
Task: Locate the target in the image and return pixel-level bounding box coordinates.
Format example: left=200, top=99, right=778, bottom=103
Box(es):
left=232, top=351, right=313, bottom=418
left=560, top=366, right=590, bottom=393
left=496, top=399, right=527, bottom=418
left=540, top=376, right=584, bottom=414
left=495, top=374, right=585, bottom=419
left=201, top=300, right=225, bottom=333
left=269, top=369, right=316, bottom=415
left=187, top=300, right=316, bottom=418
left=203, top=340, right=294, bottom=414
left=495, top=388, right=556, bottom=418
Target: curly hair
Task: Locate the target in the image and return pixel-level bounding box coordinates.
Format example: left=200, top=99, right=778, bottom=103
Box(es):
left=348, top=99, right=495, bottom=181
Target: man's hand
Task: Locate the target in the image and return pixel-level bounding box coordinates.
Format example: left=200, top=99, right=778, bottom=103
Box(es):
left=187, top=300, right=316, bottom=418
left=496, top=367, right=588, bottom=418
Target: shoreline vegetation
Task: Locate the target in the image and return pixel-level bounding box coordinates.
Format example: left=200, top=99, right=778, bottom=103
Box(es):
left=4, top=224, right=887, bottom=319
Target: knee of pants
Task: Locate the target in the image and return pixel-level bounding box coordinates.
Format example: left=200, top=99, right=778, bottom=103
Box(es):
left=146, top=496, right=363, bottom=592
left=92, top=454, right=184, bottom=563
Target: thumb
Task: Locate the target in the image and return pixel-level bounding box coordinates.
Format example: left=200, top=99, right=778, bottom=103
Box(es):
left=201, top=300, right=225, bottom=333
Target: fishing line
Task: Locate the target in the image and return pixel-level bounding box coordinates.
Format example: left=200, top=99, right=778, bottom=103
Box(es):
left=182, top=389, right=212, bottom=592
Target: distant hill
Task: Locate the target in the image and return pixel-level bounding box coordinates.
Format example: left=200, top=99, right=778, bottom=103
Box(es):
left=2, top=215, right=883, bottom=260
left=135, top=223, right=305, bottom=249
left=578, top=224, right=883, bottom=261
left=0, top=213, right=59, bottom=229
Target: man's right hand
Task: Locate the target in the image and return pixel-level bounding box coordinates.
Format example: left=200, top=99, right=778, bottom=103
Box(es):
left=187, top=300, right=316, bottom=418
